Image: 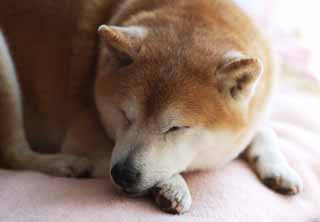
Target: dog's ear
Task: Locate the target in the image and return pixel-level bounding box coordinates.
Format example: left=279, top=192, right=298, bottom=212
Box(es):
left=98, top=25, right=147, bottom=66
left=216, top=52, right=263, bottom=105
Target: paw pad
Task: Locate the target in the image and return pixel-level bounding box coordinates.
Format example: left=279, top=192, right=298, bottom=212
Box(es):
left=152, top=187, right=186, bottom=214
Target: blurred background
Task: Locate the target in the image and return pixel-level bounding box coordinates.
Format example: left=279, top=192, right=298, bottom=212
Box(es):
left=235, top=0, right=320, bottom=81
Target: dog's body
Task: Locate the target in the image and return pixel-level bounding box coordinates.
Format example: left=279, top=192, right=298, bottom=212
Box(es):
left=0, top=0, right=119, bottom=150
left=0, top=0, right=301, bottom=214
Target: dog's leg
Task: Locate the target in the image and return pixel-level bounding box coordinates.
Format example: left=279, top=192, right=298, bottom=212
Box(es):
left=0, top=33, right=92, bottom=177
left=62, top=109, right=113, bottom=178
left=244, top=127, right=302, bottom=195
left=151, top=174, right=192, bottom=214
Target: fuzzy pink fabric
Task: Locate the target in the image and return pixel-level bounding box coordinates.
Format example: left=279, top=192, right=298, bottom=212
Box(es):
left=1, top=78, right=320, bottom=222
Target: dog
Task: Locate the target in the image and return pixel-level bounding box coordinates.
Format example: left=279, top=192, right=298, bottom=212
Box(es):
left=0, top=0, right=302, bottom=214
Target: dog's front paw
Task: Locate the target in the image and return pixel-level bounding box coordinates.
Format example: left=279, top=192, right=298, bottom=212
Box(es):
left=45, top=154, right=93, bottom=178
left=259, top=163, right=302, bottom=195
left=151, top=174, right=191, bottom=214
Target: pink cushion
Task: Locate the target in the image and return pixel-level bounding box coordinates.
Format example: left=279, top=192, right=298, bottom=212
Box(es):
left=1, top=78, right=320, bottom=222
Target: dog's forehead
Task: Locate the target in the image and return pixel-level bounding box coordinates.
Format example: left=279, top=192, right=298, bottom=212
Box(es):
left=142, top=36, right=216, bottom=68
left=128, top=66, right=222, bottom=126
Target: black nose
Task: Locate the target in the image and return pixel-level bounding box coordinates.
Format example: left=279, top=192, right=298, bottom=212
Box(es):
left=111, top=162, right=141, bottom=189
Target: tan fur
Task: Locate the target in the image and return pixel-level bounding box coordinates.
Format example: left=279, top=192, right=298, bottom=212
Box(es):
left=95, top=0, right=275, bottom=163
left=0, top=0, right=121, bottom=148
left=0, top=0, right=273, bottom=154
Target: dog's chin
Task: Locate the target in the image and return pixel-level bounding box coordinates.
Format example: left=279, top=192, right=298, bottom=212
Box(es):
left=122, top=188, right=150, bottom=197
left=110, top=178, right=153, bottom=197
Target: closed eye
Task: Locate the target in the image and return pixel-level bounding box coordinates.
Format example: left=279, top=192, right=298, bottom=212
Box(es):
left=164, top=126, right=190, bottom=134
left=120, top=109, right=132, bottom=126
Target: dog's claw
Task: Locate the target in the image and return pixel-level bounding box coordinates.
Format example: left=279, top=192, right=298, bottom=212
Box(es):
left=259, top=163, right=302, bottom=195
left=151, top=175, right=191, bottom=214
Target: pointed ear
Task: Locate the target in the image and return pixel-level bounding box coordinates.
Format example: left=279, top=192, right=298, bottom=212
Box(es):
left=98, top=25, right=147, bottom=66
left=216, top=52, right=263, bottom=104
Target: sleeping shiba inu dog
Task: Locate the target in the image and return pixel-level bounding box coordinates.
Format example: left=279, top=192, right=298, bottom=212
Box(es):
left=0, top=0, right=302, bottom=214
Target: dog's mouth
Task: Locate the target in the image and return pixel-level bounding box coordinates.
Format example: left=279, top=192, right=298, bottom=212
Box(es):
left=122, top=188, right=150, bottom=197
left=110, top=179, right=152, bottom=197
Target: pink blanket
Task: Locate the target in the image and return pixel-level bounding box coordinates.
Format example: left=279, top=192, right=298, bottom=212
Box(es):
left=1, top=74, right=320, bottom=222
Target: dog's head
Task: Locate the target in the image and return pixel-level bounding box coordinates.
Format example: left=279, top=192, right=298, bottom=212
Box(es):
left=94, top=24, right=262, bottom=194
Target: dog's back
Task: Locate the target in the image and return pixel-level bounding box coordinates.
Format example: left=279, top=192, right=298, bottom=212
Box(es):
left=0, top=0, right=119, bottom=148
